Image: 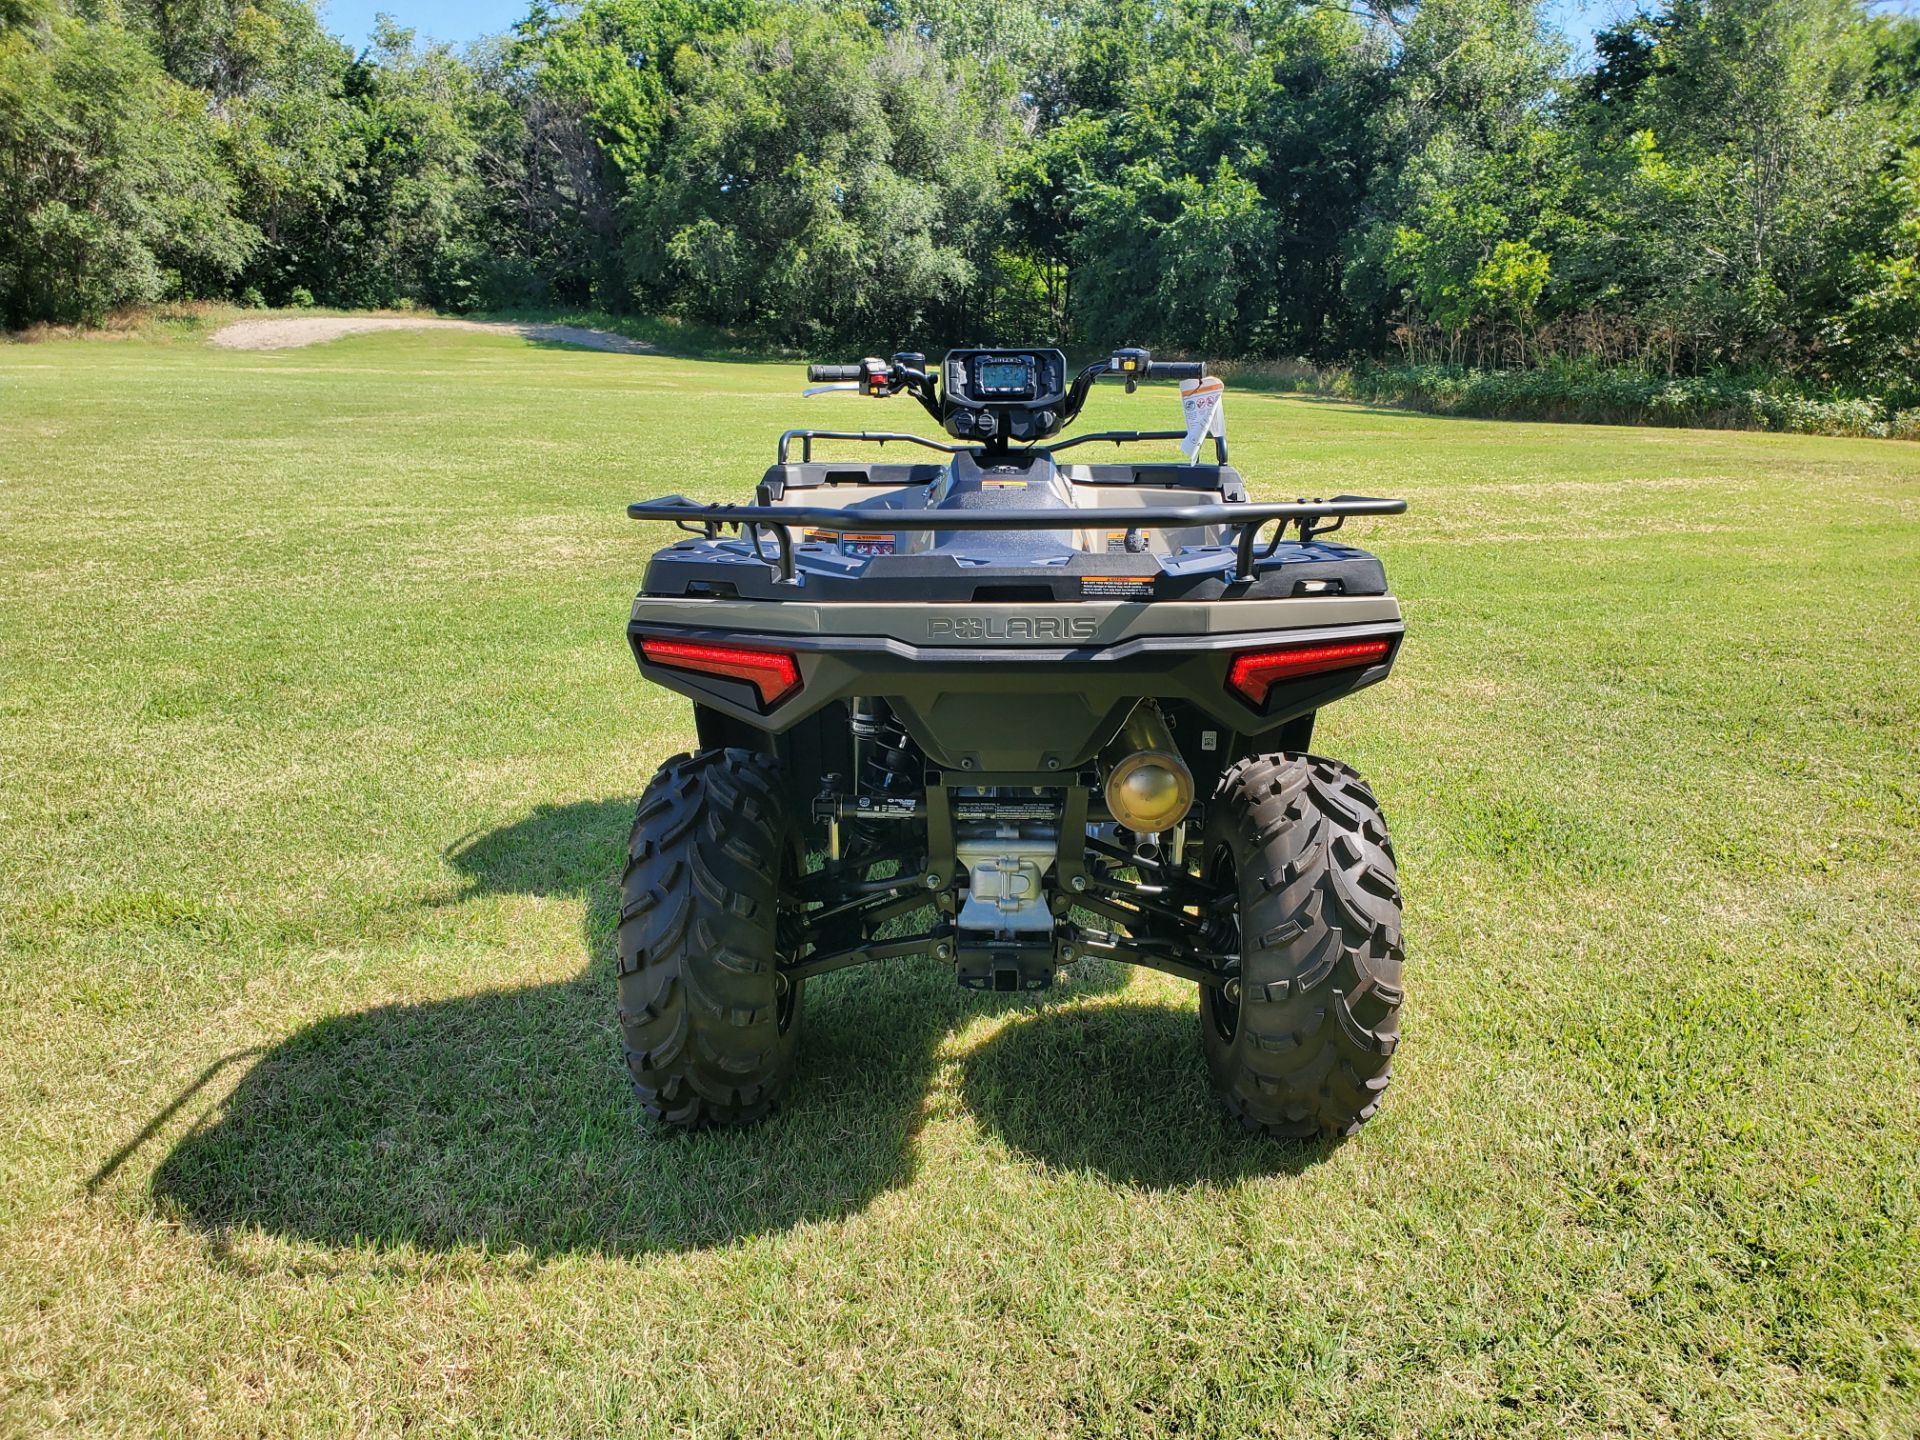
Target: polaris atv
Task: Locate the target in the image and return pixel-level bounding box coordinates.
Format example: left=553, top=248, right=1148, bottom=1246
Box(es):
left=621, top=347, right=1407, bottom=1138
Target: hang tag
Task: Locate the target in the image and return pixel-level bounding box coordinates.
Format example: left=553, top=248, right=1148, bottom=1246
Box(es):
left=1180, top=377, right=1225, bottom=462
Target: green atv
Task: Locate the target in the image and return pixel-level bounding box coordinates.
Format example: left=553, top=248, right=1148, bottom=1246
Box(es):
left=620, top=348, right=1407, bottom=1137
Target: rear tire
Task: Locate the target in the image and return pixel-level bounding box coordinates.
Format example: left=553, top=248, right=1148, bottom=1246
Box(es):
left=617, top=747, right=804, bottom=1130
left=1200, top=753, right=1404, bottom=1138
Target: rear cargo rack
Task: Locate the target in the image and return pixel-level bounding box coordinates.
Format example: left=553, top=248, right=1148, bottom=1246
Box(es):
left=628, top=492, right=1407, bottom=584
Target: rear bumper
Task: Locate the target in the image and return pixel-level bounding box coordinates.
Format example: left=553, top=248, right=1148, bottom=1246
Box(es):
left=629, top=594, right=1403, bottom=771
left=631, top=593, right=1399, bottom=648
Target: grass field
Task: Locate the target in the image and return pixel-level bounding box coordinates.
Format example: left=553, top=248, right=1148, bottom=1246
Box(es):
left=2, top=327, right=1917, bottom=1438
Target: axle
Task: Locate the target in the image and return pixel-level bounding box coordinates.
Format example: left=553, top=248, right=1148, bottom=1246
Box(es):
left=791, top=712, right=1231, bottom=993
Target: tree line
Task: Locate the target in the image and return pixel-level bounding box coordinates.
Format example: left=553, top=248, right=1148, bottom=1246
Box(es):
left=2, top=0, right=1916, bottom=402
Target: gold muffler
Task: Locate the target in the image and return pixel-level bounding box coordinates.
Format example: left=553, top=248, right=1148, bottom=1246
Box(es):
left=1100, top=702, right=1195, bottom=834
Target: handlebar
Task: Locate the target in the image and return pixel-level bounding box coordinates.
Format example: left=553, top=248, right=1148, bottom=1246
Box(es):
left=805, top=351, right=1209, bottom=445
left=813, top=357, right=1203, bottom=384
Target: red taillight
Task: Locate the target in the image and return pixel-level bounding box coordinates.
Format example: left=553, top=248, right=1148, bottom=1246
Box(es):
left=640, top=638, right=802, bottom=708
left=1226, top=638, right=1392, bottom=708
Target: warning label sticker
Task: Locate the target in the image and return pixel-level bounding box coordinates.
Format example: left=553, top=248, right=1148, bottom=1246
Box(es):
left=804, top=529, right=896, bottom=556
left=1081, top=575, right=1155, bottom=598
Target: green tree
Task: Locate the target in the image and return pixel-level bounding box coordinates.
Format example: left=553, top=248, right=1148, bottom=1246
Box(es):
left=499, top=0, right=765, bottom=308
left=1572, top=0, right=1893, bottom=367
left=0, top=0, right=1915, bottom=409
left=1348, top=0, right=1568, bottom=358
left=0, top=14, right=255, bottom=326
left=630, top=8, right=1011, bottom=343
left=1034, top=0, right=1383, bottom=354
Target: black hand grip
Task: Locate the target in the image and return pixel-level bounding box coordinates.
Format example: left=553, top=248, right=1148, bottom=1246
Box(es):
left=1149, top=361, right=1205, bottom=380
left=808, top=364, right=861, bottom=382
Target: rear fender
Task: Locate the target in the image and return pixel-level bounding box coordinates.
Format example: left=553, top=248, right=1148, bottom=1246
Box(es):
left=632, top=595, right=1401, bottom=772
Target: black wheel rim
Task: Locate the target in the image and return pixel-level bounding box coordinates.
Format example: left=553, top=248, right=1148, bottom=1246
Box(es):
left=775, top=847, right=803, bottom=1035
left=1203, top=844, right=1241, bottom=1043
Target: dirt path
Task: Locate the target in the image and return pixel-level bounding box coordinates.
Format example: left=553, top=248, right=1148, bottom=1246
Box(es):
left=208, top=315, right=657, bottom=354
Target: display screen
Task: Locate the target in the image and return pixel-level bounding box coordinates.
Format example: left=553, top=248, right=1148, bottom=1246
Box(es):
left=976, top=358, right=1033, bottom=393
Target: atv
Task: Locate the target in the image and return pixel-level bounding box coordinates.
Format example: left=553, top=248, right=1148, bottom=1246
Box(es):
left=621, top=347, right=1407, bottom=1138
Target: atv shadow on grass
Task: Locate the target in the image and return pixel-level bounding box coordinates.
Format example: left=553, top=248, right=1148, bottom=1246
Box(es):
left=152, top=798, right=1223, bottom=1257
left=957, top=1002, right=1340, bottom=1188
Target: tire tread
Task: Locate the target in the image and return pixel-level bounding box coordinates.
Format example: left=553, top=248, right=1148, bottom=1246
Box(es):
left=1202, top=753, right=1404, bottom=1139
left=616, top=747, right=799, bottom=1130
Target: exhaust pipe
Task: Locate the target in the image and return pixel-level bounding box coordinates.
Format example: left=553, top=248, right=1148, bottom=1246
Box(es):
left=1100, top=702, right=1195, bottom=835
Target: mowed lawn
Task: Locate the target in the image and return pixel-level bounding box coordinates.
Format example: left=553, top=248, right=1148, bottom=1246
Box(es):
left=2, top=328, right=1917, bottom=1439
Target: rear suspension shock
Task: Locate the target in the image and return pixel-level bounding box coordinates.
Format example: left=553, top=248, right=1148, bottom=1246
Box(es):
left=848, top=698, right=924, bottom=858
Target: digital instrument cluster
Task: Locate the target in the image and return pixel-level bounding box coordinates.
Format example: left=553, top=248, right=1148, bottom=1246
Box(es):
left=939, top=349, right=1070, bottom=444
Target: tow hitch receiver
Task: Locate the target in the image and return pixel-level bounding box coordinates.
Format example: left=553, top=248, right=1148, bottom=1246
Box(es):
left=956, top=939, right=1058, bottom=993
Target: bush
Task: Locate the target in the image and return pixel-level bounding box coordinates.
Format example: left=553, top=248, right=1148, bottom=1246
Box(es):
left=1337, top=361, right=1915, bottom=440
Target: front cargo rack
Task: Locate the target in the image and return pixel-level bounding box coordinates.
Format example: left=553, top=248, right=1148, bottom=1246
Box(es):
left=773, top=427, right=1229, bottom=465
left=627, top=492, right=1408, bottom=584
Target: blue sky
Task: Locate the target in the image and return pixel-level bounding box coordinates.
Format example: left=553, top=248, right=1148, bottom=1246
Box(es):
left=319, top=1, right=1619, bottom=53
left=317, top=1, right=1911, bottom=65
left=320, top=1, right=526, bottom=50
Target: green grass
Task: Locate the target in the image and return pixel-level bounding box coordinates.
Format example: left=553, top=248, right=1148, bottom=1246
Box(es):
left=1, top=329, right=1917, bottom=1438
